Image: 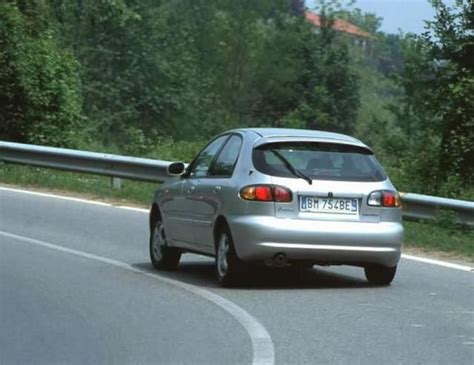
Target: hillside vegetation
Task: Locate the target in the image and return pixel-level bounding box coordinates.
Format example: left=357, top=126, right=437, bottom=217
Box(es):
left=0, top=0, right=472, bottom=199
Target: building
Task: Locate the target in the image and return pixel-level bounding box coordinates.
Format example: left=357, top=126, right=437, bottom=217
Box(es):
left=305, top=11, right=371, bottom=48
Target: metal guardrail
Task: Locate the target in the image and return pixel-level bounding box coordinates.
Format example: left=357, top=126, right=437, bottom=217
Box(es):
left=0, top=141, right=172, bottom=183
left=1, top=141, right=473, bottom=225
left=401, top=193, right=473, bottom=226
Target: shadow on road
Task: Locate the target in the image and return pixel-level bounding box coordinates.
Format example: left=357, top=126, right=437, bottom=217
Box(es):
left=132, top=258, right=370, bottom=290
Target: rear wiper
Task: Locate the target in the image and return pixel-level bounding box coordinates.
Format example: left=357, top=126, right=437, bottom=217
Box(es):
left=269, top=149, right=312, bottom=185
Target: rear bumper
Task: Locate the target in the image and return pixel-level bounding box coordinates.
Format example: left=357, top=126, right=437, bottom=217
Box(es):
left=228, top=216, right=403, bottom=267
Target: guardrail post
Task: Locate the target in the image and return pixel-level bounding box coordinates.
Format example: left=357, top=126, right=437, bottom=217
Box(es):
left=111, top=177, right=122, bottom=189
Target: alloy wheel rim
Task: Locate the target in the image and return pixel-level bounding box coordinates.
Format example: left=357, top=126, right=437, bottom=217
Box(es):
left=217, top=234, right=229, bottom=277
left=152, top=221, right=166, bottom=261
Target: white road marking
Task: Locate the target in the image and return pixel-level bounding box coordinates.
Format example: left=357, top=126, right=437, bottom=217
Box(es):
left=1, top=186, right=473, bottom=273
left=0, top=186, right=113, bottom=207
left=0, top=230, right=275, bottom=365
left=116, top=206, right=149, bottom=213
left=401, top=254, right=473, bottom=272
left=0, top=186, right=149, bottom=213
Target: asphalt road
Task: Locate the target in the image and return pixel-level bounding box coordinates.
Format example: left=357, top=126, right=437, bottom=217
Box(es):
left=1, top=187, right=473, bottom=365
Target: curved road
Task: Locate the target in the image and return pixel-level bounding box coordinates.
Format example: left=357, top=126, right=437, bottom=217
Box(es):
left=1, top=187, right=473, bottom=364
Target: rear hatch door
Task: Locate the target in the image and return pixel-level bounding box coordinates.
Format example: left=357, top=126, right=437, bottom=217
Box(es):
left=252, top=140, right=388, bottom=223
left=272, top=177, right=382, bottom=223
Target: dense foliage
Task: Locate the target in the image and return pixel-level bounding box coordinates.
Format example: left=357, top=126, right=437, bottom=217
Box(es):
left=1, top=1, right=359, bottom=146
left=341, top=0, right=473, bottom=198
left=394, top=0, right=473, bottom=196
left=0, top=1, right=84, bottom=147
left=0, top=0, right=472, bottom=198
left=368, top=0, right=473, bottom=197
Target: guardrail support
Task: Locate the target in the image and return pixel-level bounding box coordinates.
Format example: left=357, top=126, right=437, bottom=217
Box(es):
left=111, top=177, right=122, bottom=189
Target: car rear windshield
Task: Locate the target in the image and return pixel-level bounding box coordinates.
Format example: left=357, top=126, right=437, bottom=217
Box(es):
left=253, top=142, right=387, bottom=182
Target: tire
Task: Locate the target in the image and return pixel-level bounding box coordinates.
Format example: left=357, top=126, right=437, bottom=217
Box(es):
left=364, top=265, right=397, bottom=286
left=215, top=227, right=243, bottom=287
left=149, top=218, right=181, bottom=270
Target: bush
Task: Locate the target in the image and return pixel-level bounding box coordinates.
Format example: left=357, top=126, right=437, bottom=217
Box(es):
left=0, top=2, right=85, bottom=147
left=147, top=137, right=205, bottom=163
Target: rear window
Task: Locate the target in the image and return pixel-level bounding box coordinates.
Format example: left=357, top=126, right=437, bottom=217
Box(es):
left=253, top=142, right=387, bottom=182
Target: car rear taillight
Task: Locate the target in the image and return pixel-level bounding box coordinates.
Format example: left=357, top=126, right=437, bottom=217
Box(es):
left=240, top=185, right=293, bottom=202
left=273, top=186, right=292, bottom=202
left=255, top=186, right=273, bottom=201
left=367, top=190, right=401, bottom=207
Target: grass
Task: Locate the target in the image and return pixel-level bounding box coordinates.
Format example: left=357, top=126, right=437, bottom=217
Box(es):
left=0, top=163, right=156, bottom=206
left=403, top=221, right=474, bottom=262
left=1, top=163, right=473, bottom=261
left=404, top=221, right=473, bottom=260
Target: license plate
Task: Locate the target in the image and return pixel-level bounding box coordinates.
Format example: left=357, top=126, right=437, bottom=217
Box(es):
left=299, top=196, right=358, bottom=214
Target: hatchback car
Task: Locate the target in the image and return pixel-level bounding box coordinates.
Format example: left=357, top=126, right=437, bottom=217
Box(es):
left=149, top=128, right=403, bottom=286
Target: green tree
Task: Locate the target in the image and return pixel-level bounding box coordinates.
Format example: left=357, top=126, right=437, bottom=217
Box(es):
left=422, top=0, right=473, bottom=186
left=397, top=0, right=473, bottom=194
left=0, top=1, right=84, bottom=147
left=1, top=0, right=363, bottom=152
left=280, top=8, right=360, bottom=133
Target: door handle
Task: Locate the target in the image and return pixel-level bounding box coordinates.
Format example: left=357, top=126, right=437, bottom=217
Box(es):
left=213, top=186, right=222, bottom=193
left=186, top=186, right=196, bottom=194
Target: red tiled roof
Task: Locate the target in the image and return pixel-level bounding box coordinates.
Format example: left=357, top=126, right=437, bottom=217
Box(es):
left=305, top=11, right=371, bottom=38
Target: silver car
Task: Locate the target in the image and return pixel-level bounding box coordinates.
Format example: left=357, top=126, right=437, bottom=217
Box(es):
left=149, top=128, right=403, bottom=286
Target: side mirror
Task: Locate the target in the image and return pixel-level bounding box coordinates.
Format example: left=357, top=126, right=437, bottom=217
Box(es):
left=167, top=162, right=186, bottom=176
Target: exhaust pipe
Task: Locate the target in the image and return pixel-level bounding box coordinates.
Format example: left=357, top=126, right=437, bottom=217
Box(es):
left=272, top=253, right=288, bottom=268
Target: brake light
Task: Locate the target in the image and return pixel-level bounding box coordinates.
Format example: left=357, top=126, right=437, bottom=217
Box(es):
left=273, top=186, right=292, bottom=202
left=367, top=190, right=401, bottom=207
left=383, top=191, right=398, bottom=207
left=255, top=186, right=272, bottom=201
left=240, top=185, right=292, bottom=202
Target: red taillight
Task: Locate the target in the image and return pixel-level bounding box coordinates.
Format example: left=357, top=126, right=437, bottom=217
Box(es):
left=240, top=185, right=292, bottom=202
left=367, top=190, right=401, bottom=208
left=255, top=186, right=273, bottom=201
left=383, top=191, right=396, bottom=207
left=273, top=186, right=292, bottom=202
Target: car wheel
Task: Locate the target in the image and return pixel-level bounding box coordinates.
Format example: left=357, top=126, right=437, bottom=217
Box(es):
left=149, top=218, right=181, bottom=270
left=364, top=265, right=397, bottom=286
left=215, top=228, right=243, bottom=287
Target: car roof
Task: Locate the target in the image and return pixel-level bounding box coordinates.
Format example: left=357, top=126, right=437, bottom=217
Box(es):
left=226, top=128, right=369, bottom=149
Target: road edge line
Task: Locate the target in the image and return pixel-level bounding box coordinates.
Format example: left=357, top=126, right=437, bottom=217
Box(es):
left=0, top=186, right=149, bottom=213
left=401, top=254, right=473, bottom=272
left=0, top=230, right=275, bottom=365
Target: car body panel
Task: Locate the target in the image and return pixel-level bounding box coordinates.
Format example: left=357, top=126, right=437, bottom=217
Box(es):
left=227, top=215, right=402, bottom=267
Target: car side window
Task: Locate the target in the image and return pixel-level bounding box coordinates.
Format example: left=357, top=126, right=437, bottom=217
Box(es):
left=188, top=135, right=229, bottom=178
left=209, top=135, right=243, bottom=177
